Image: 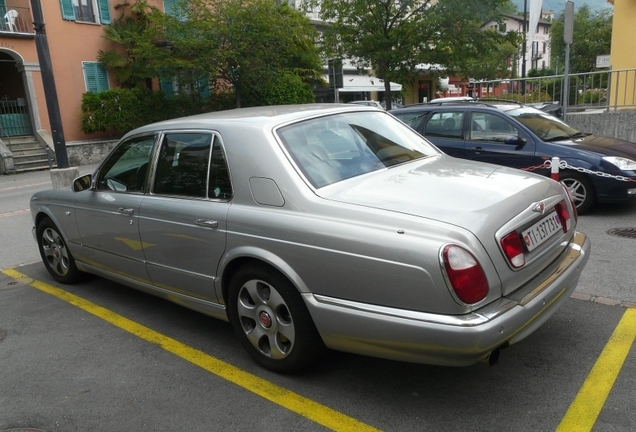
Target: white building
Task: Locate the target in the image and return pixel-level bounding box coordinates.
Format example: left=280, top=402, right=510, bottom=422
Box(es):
left=482, top=13, right=553, bottom=77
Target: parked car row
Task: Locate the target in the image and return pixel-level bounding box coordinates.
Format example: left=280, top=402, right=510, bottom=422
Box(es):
left=31, top=104, right=589, bottom=373
left=391, top=100, right=636, bottom=213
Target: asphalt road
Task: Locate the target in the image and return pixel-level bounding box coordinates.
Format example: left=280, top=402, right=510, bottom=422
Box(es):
left=1, top=166, right=635, bottom=432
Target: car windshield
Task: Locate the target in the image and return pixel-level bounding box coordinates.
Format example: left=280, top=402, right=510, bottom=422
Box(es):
left=277, top=111, right=439, bottom=188
left=504, top=107, right=583, bottom=141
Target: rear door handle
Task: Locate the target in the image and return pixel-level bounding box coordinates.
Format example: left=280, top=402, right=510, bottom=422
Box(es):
left=118, top=207, right=134, bottom=215
left=195, top=219, right=219, bottom=228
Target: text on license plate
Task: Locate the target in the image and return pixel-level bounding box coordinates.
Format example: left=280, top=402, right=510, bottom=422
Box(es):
left=522, top=212, right=562, bottom=252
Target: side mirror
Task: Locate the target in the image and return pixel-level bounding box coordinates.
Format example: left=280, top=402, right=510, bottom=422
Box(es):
left=73, top=174, right=93, bottom=192
left=504, top=136, right=526, bottom=145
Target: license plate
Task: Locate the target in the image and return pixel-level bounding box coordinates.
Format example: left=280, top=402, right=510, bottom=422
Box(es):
left=522, top=212, right=562, bottom=252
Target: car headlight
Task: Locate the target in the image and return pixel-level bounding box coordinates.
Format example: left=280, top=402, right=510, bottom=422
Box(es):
left=602, top=156, right=636, bottom=171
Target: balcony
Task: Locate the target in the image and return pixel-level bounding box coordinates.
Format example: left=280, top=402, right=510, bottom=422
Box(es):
left=1, top=4, right=34, bottom=36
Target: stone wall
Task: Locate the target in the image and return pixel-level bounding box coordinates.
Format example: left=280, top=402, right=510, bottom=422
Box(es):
left=66, top=139, right=119, bottom=166
left=567, top=109, right=636, bottom=143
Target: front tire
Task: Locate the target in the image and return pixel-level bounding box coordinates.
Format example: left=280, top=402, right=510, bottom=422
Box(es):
left=227, top=264, right=325, bottom=373
left=37, top=218, right=81, bottom=284
left=559, top=172, right=595, bottom=214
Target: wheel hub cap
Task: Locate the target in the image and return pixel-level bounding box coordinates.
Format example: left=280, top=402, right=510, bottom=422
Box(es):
left=53, top=247, right=60, bottom=258
left=259, top=311, right=272, bottom=329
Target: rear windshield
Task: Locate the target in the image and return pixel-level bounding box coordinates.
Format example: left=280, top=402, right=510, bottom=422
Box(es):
left=277, top=111, right=439, bottom=188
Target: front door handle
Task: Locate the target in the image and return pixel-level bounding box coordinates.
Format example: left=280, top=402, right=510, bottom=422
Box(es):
left=195, top=219, right=219, bottom=228
left=118, top=207, right=134, bottom=215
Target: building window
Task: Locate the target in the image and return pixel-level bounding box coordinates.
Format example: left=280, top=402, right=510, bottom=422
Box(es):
left=60, top=0, right=111, bottom=24
left=83, top=62, right=110, bottom=93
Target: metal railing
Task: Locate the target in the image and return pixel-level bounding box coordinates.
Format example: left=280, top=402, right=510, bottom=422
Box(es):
left=0, top=99, right=33, bottom=136
left=0, top=5, right=34, bottom=34
left=474, top=68, right=636, bottom=114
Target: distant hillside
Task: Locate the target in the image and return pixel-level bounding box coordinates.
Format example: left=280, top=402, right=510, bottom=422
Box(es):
left=511, top=0, right=612, bottom=15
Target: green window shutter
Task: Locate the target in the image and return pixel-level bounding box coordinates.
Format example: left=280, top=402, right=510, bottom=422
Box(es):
left=60, top=0, right=76, bottom=20
left=96, top=65, right=110, bottom=92
left=83, top=62, right=109, bottom=93
left=198, top=77, right=210, bottom=99
left=163, top=0, right=177, bottom=16
left=83, top=63, right=98, bottom=92
left=160, top=78, right=175, bottom=97
left=97, top=0, right=111, bottom=24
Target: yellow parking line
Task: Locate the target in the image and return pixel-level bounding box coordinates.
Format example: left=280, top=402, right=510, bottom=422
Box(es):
left=556, top=308, right=636, bottom=432
left=2, top=268, right=381, bottom=432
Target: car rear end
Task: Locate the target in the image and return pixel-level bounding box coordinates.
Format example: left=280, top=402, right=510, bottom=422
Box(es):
left=306, top=177, right=589, bottom=366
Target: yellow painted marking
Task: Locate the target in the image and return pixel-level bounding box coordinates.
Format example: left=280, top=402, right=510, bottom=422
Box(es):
left=557, top=308, right=636, bottom=432
left=0, top=208, right=30, bottom=218
left=2, top=268, right=381, bottom=432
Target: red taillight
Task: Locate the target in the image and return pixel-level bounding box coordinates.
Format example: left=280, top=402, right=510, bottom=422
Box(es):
left=500, top=232, right=525, bottom=268
left=555, top=200, right=572, bottom=233
left=442, top=245, right=489, bottom=304
left=562, top=186, right=578, bottom=222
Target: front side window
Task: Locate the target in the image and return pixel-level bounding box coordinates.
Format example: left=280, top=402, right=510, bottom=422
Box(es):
left=277, top=111, right=439, bottom=188
left=97, top=135, right=156, bottom=193
left=424, top=112, right=464, bottom=139
left=469, top=112, right=519, bottom=142
left=60, top=0, right=111, bottom=24
left=506, top=107, right=580, bottom=141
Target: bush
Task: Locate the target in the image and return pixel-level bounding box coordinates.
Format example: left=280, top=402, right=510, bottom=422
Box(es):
left=241, top=71, right=316, bottom=107
left=80, top=88, right=234, bottom=135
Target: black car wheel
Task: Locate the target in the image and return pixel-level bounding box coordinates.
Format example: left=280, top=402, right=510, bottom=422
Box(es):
left=227, top=264, right=325, bottom=373
left=37, top=218, right=81, bottom=283
left=560, top=172, right=595, bottom=214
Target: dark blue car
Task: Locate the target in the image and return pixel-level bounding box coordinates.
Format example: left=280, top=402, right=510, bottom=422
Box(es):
left=391, top=101, right=636, bottom=213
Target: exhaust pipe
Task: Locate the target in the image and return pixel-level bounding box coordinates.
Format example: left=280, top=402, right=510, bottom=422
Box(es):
left=487, top=348, right=501, bottom=366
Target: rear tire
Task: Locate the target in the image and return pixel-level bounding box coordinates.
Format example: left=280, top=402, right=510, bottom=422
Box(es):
left=559, top=172, right=595, bottom=214
left=37, top=218, right=81, bottom=284
left=227, top=264, right=326, bottom=373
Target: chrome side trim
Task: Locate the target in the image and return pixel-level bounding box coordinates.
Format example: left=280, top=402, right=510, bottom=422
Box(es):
left=311, top=294, right=492, bottom=327
left=76, top=261, right=226, bottom=313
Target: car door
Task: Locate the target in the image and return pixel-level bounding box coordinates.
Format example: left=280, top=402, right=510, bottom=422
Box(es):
left=138, top=131, right=231, bottom=303
left=421, top=111, right=466, bottom=157
left=74, top=134, right=157, bottom=282
left=465, top=111, right=539, bottom=170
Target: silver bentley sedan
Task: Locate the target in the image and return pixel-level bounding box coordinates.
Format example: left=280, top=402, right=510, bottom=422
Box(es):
left=30, top=104, right=590, bottom=373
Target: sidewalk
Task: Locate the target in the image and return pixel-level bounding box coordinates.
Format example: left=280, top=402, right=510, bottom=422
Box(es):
left=0, top=164, right=99, bottom=270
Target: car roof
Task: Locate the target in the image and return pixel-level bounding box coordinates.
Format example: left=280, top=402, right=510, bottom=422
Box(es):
left=394, top=99, right=527, bottom=113
left=125, top=103, right=376, bottom=137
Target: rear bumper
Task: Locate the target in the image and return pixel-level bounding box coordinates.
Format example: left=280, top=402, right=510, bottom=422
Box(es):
left=304, top=231, right=590, bottom=366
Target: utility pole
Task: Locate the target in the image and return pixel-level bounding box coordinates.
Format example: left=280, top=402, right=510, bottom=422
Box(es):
left=521, top=0, right=528, bottom=94
left=563, top=1, right=574, bottom=123
left=30, top=0, right=69, bottom=169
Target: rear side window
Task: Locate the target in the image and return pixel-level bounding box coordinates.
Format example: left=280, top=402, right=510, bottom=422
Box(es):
left=424, top=112, right=464, bottom=139
left=393, top=111, right=428, bottom=130
left=153, top=133, right=233, bottom=199
left=153, top=133, right=212, bottom=198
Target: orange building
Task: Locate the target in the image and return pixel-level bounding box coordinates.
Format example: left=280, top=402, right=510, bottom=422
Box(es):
left=0, top=0, right=169, bottom=172
left=606, top=0, right=636, bottom=108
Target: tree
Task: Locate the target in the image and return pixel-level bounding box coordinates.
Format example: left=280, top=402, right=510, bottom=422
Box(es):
left=135, top=0, right=324, bottom=108
left=97, top=1, right=158, bottom=89
left=307, top=0, right=517, bottom=109
left=550, top=4, right=612, bottom=74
